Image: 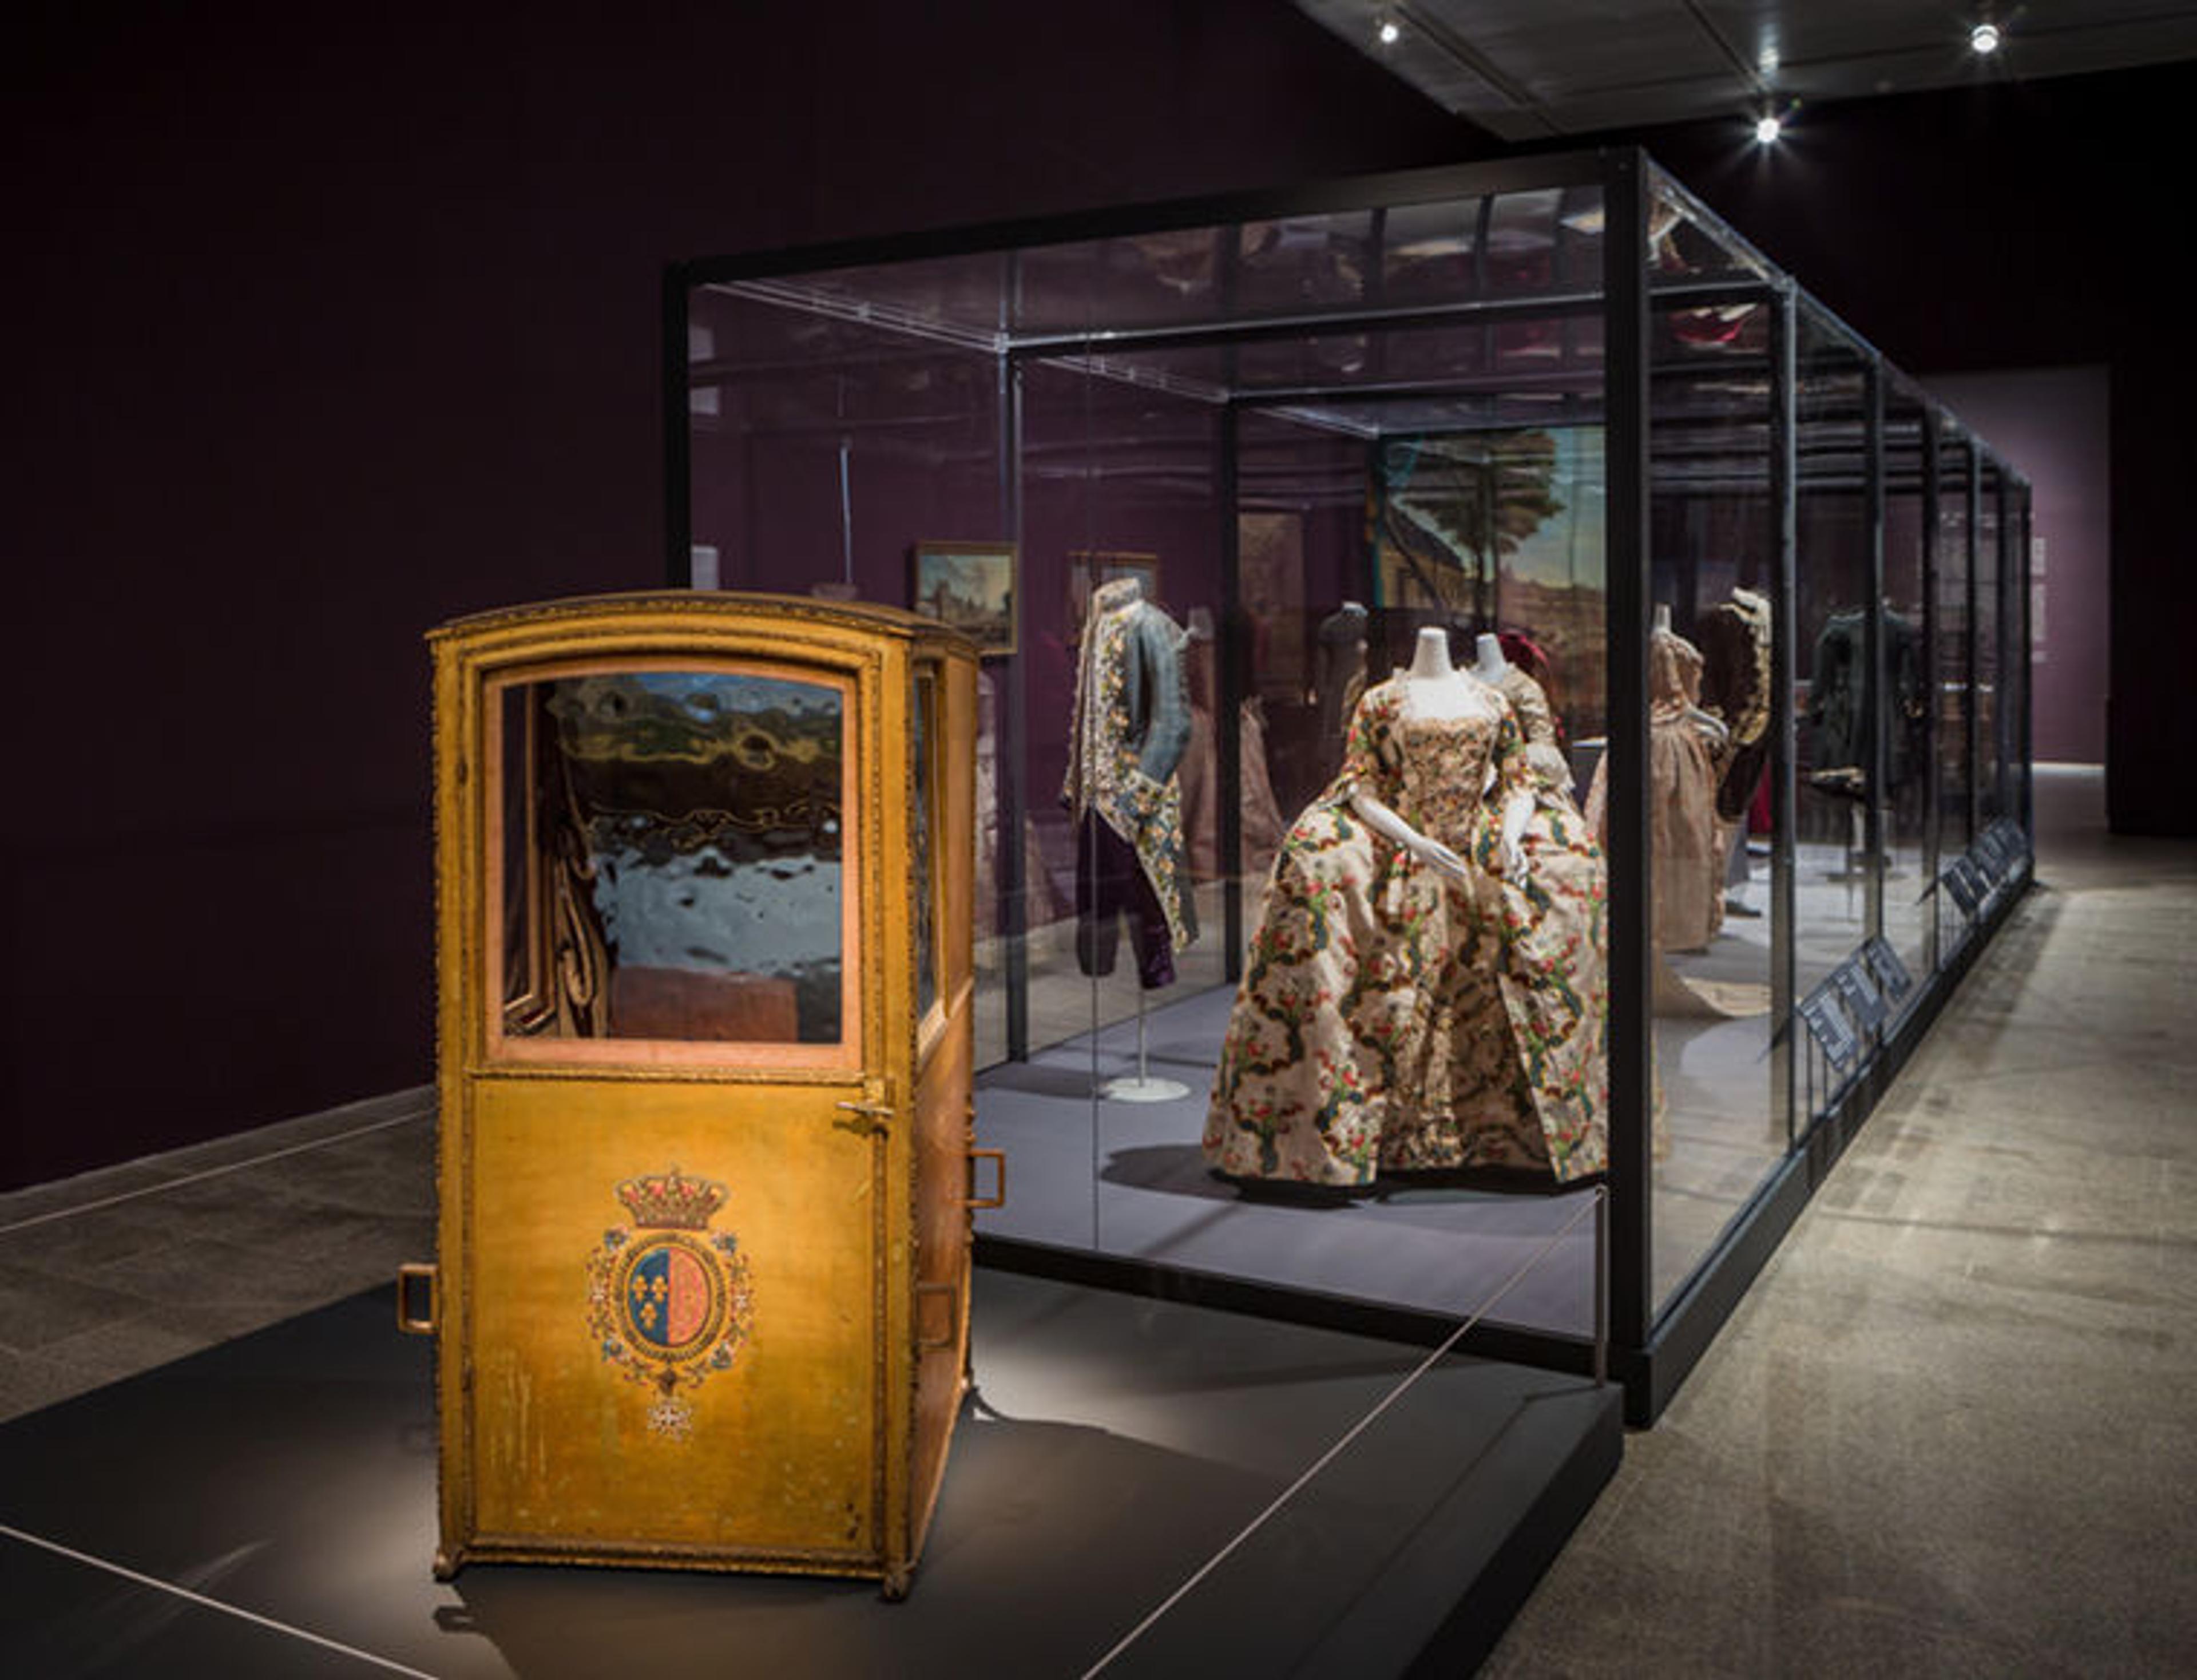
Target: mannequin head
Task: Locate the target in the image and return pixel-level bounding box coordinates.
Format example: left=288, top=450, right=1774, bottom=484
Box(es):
left=1407, top=625, right=1456, bottom=681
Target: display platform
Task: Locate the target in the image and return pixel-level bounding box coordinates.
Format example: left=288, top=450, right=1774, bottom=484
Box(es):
left=974, top=974, right=1805, bottom=1334
left=977, top=986, right=1602, bottom=1338
left=0, top=1269, right=1619, bottom=1678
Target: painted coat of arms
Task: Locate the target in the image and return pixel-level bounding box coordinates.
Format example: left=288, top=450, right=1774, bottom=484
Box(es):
left=585, top=1166, right=756, bottom=1441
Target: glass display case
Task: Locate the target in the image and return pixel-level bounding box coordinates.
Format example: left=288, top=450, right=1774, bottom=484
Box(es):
left=670, top=149, right=2033, bottom=1420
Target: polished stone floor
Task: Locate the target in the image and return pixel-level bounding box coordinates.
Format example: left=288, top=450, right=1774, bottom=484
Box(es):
left=0, top=1089, right=435, bottom=1425
left=3, top=766, right=2189, bottom=1675
left=1486, top=766, right=2197, bottom=1677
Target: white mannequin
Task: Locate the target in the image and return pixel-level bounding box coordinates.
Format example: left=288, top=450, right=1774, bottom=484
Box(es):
left=1350, top=628, right=1530, bottom=881
left=1405, top=623, right=1467, bottom=692
left=1472, top=632, right=1510, bottom=683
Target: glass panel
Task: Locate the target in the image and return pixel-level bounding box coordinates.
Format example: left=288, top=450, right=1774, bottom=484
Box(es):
left=1374, top=425, right=1607, bottom=746
left=685, top=278, right=1013, bottom=1067
left=1022, top=358, right=1230, bottom=1077
left=1192, top=395, right=1607, bottom=1325
left=1017, top=229, right=1228, bottom=336
left=496, top=667, right=847, bottom=1049
left=1935, top=427, right=1974, bottom=962
left=1793, top=318, right=1873, bottom=1004
left=1236, top=410, right=1378, bottom=841
left=1882, top=387, right=1935, bottom=990
left=685, top=289, right=1008, bottom=597
left=673, top=155, right=2036, bottom=1399
left=915, top=666, right=939, bottom=1021
left=1485, top=189, right=1564, bottom=294
left=740, top=250, right=1011, bottom=343
left=1645, top=307, right=1783, bottom=1312
left=1381, top=196, right=1482, bottom=304
left=1236, top=211, right=1374, bottom=312
left=1648, top=167, right=1774, bottom=282
left=1555, top=184, right=1605, bottom=290
left=1976, top=461, right=2005, bottom=831
left=999, top=328, right=1609, bottom=1332
left=1077, top=318, right=1607, bottom=422
left=1485, top=184, right=1604, bottom=302
left=2010, top=480, right=2035, bottom=838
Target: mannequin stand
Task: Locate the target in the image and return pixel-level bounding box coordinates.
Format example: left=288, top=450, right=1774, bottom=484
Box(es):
left=1100, top=984, right=1189, bottom=1103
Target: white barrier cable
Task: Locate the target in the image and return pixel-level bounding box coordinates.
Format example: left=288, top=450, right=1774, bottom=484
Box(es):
left=0, top=1522, right=443, bottom=1678
left=0, top=1108, right=428, bottom=1239
left=1080, top=1186, right=1605, bottom=1678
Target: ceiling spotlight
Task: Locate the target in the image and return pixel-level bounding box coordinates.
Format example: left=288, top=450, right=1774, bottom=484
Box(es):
left=1378, top=17, right=1401, bottom=46
left=1970, top=22, right=2002, bottom=55
left=1754, top=111, right=1783, bottom=145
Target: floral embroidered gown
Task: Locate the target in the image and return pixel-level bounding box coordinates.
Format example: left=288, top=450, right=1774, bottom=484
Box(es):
left=1203, top=675, right=1608, bottom=1186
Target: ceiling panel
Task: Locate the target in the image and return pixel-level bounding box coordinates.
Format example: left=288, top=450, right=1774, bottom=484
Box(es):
left=1295, top=0, right=2197, bottom=138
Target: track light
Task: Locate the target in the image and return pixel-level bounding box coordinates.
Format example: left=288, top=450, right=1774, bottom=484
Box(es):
left=1970, top=22, right=2002, bottom=55
left=1754, top=111, right=1783, bottom=145
left=1378, top=17, right=1401, bottom=46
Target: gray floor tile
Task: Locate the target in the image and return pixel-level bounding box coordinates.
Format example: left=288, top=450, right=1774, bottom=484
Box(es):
left=0, top=1261, right=161, bottom=1356
left=1486, top=774, right=2197, bottom=1677
left=0, top=1352, right=107, bottom=1423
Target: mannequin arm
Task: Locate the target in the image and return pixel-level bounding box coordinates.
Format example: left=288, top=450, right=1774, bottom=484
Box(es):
left=1498, top=789, right=1532, bottom=878
left=1350, top=789, right=1469, bottom=883
left=1482, top=738, right=1532, bottom=878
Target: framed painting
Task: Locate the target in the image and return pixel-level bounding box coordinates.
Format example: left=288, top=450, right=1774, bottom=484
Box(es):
left=1065, top=549, right=1161, bottom=637
left=911, top=541, right=1017, bottom=657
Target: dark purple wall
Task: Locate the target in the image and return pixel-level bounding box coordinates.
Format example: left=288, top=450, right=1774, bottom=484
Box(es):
left=1614, top=64, right=2196, bottom=834
left=2, top=1, right=1488, bottom=1190
left=1928, top=368, right=2111, bottom=764
left=15, top=7, right=2182, bottom=1193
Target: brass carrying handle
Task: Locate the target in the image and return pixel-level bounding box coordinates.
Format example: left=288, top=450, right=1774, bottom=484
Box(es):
left=915, top=1281, right=962, bottom=1353
left=834, top=1100, right=893, bottom=1137
left=966, top=1148, right=1006, bottom=1211
left=396, top=1263, right=438, bottom=1336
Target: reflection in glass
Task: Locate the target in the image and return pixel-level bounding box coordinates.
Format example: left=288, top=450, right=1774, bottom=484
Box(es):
left=2008, top=482, right=2034, bottom=835
left=500, top=669, right=845, bottom=1045
left=1382, top=197, right=1481, bottom=303
left=1936, top=434, right=1973, bottom=960
left=1882, top=391, right=1935, bottom=987
left=1648, top=173, right=1774, bottom=283
left=1236, top=212, right=1373, bottom=312
left=1021, top=358, right=1224, bottom=1072
left=1793, top=326, right=1873, bottom=1000
left=1976, top=464, right=2004, bottom=829
left=1375, top=426, right=1608, bottom=745
left=1643, top=314, right=1781, bottom=1313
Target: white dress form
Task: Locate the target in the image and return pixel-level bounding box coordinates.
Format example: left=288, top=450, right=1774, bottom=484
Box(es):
left=1351, top=628, right=1530, bottom=878
left=1472, top=632, right=1511, bottom=684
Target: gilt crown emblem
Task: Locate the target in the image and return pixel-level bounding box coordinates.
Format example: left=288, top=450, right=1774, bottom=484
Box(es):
left=615, top=1166, right=727, bottom=1230
left=588, top=1164, right=756, bottom=1442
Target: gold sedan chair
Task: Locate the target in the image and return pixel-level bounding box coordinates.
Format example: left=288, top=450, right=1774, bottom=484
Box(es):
left=406, top=592, right=997, bottom=1598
